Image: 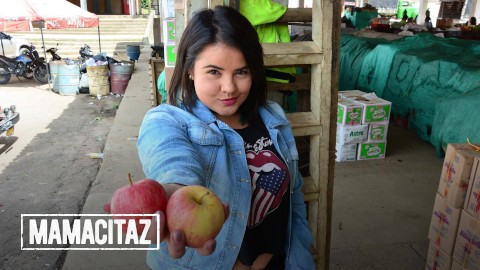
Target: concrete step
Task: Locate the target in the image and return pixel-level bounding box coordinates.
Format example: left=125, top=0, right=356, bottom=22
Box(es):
left=13, top=15, right=150, bottom=60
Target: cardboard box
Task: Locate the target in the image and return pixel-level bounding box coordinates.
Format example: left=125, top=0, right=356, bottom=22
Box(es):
left=337, top=98, right=363, bottom=126
left=357, top=142, right=386, bottom=160
left=453, top=210, right=480, bottom=270
left=466, top=157, right=480, bottom=219
left=338, top=90, right=366, bottom=98
left=350, top=93, right=392, bottom=124
left=336, top=124, right=368, bottom=145
left=162, top=20, right=176, bottom=44
left=428, top=193, right=462, bottom=255
left=335, top=143, right=357, bottom=162
left=438, top=149, right=480, bottom=208
left=426, top=241, right=453, bottom=270
left=367, top=121, right=389, bottom=143
left=440, top=144, right=480, bottom=182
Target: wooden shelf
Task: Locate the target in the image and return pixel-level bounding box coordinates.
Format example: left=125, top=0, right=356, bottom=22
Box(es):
left=277, top=8, right=312, bottom=23
left=287, top=112, right=322, bottom=136
left=262, top=42, right=323, bottom=66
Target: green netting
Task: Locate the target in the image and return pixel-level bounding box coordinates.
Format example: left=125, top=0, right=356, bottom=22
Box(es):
left=340, top=32, right=480, bottom=155
left=339, top=34, right=393, bottom=90
left=431, top=89, right=480, bottom=155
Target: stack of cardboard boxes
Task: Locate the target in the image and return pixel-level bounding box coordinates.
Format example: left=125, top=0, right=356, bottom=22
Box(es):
left=426, top=143, right=480, bottom=270
left=336, top=90, right=392, bottom=162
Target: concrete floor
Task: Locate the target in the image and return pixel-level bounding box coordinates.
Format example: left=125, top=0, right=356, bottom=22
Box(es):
left=330, top=124, right=444, bottom=269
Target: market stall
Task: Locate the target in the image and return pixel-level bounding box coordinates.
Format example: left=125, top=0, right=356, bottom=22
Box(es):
left=339, top=32, right=480, bottom=155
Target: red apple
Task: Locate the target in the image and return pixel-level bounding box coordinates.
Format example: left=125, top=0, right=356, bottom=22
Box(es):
left=110, top=173, right=167, bottom=234
left=166, top=185, right=226, bottom=248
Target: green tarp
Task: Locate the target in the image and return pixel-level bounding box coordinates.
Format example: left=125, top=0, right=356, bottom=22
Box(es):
left=340, top=32, right=480, bottom=155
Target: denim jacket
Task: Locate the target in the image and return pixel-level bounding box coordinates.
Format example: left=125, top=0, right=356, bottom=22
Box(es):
left=137, top=100, right=315, bottom=270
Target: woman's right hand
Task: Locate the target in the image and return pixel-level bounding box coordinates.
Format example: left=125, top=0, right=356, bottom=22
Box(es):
left=147, top=204, right=229, bottom=259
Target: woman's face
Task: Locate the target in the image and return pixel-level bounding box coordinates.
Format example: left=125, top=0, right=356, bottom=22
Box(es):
left=190, top=43, right=252, bottom=127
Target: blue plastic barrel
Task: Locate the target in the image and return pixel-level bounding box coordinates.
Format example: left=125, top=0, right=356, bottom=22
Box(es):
left=126, top=45, right=141, bottom=61
left=57, top=63, right=80, bottom=95
left=49, top=61, right=60, bottom=93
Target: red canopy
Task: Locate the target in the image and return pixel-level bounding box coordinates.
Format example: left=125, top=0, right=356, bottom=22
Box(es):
left=0, top=0, right=99, bottom=31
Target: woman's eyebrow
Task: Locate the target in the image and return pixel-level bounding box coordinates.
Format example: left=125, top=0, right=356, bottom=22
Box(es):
left=203, top=64, right=224, bottom=70
left=202, top=65, right=249, bottom=71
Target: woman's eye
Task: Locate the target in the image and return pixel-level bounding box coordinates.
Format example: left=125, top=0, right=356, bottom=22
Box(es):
left=207, top=70, right=220, bottom=75
left=236, top=69, right=250, bottom=76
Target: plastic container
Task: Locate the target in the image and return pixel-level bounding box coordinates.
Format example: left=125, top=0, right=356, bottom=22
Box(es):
left=126, top=45, right=141, bottom=61
left=86, top=65, right=110, bottom=96
left=49, top=61, right=60, bottom=93
left=57, top=63, right=80, bottom=96
left=109, top=61, right=134, bottom=95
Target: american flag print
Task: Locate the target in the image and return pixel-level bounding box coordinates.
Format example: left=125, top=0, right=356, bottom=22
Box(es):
left=246, top=150, right=289, bottom=227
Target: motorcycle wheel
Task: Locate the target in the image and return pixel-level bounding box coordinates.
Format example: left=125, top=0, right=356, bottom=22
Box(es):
left=23, top=67, right=34, bottom=79
left=33, top=63, right=49, bottom=84
left=0, top=65, right=11, bottom=84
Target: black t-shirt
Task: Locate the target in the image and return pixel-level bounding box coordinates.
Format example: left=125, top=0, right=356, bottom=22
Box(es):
left=235, top=122, right=290, bottom=269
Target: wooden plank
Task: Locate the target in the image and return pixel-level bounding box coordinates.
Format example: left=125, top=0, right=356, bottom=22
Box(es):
left=262, top=42, right=323, bottom=66
left=287, top=111, right=320, bottom=126
left=313, top=0, right=341, bottom=268
left=302, top=176, right=320, bottom=201
left=276, top=8, right=312, bottom=23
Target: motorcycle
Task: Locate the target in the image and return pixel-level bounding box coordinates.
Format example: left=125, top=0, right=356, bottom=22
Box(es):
left=0, top=104, right=20, bottom=138
left=0, top=44, right=48, bottom=84
left=46, top=44, right=62, bottom=61
left=25, top=44, right=49, bottom=84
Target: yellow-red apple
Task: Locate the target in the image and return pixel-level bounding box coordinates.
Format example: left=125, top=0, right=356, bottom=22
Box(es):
left=166, top=185, right=225, bottom=248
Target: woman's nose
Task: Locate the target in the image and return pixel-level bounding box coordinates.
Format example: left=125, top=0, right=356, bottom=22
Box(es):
left=221, top=76, right=236, bottom=94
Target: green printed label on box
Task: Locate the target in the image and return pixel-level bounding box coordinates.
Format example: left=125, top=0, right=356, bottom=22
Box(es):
left=337, top=99, right=363, bottom=126
left=165, top=45, right=176, bottom=67
left=368, top=122, right=388, bottom=142
left=358, top=142, right=386, bottom=160
left=166, top=21, right=175, bottom=42
left=338, top=106, right=362, bottom=125
left=364, top=105, right=391, bottom=123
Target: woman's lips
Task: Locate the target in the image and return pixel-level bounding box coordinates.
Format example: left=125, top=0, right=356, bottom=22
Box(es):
left=219, top=97, right=237, bottom=106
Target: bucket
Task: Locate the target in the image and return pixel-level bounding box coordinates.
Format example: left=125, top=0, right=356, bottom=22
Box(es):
left=87, top=65, right=110, bottom=96
left=49, top=61, right=60, bottom=93
left=126, top=45, right=141, bottom=61
left=57, top=63, right=80, bottom=96
left=110, top=61, right=134, bottom=95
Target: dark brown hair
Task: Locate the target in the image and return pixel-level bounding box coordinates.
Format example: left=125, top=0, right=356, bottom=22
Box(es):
left=167, top=6, right=267, bottom=125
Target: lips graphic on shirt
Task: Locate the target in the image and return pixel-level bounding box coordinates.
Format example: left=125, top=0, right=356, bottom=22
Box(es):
left=246, top=150, right=289, bottom=227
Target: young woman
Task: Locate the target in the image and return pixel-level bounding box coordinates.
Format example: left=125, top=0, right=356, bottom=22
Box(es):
left=137, top=6, right=315, bottom=270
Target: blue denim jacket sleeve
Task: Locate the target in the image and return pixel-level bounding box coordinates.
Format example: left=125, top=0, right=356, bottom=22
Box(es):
left=286, top=171, right=316, bottom=270
left=137, top=105, right=222, bottom=186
